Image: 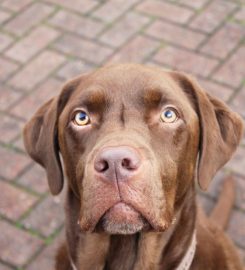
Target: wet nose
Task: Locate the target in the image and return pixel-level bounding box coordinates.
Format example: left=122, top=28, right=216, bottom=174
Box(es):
left=94, top=146, right=141, bottom=181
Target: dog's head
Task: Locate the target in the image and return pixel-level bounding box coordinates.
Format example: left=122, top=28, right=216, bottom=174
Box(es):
left=23, top=64, right=243, bottom=234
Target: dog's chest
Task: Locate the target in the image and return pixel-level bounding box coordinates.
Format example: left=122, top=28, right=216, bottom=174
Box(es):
left=104, top=235, right=138, bottom=270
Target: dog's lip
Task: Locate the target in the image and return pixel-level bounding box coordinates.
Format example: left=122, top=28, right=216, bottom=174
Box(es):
left=94, top=202, right=149, bottom=233
left=92, top=201, right=166, bottom=233
left=125, top=202, right=167, bottom=231
left=79, top=197, right=168, bottom=233
left=103, top=202, right=144, bottom=223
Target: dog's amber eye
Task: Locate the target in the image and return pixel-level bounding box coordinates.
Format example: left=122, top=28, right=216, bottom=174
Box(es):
left=160, top=108, right=178, bottom=123
left=73, top=111, right=90, bottom=126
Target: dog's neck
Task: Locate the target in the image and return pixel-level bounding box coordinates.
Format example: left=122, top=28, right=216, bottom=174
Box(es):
left=66, top=185, right=197, bottom=270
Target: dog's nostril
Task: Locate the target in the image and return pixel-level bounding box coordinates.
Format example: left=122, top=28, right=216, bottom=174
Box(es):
left=95, top=160, right=109, bottom=172
left=121, top=158, right=134, bottom=170
left=122, top=158, right=129, bottom=168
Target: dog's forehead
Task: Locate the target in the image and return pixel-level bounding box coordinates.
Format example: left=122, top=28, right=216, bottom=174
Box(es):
left=71, top=64, right=187, bottom=103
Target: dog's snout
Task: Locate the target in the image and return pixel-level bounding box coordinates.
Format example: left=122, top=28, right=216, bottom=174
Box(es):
left=94, top=146, right=141, bottom=181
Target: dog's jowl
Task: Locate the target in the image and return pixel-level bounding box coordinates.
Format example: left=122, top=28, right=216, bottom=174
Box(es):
left=23, top=64, right=244, bottom=270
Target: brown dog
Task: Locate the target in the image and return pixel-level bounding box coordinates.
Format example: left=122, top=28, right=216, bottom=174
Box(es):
left=23, top=64, right=244, bottom=270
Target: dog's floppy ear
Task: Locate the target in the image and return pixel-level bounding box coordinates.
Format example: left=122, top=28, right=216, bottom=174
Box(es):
left=170, top=71, right=243, bottom=190
left=23, top=77, right=81, bottom=195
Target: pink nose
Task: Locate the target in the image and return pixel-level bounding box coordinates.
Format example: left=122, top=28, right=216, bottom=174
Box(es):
left=94, top=146, right=141, bottom=182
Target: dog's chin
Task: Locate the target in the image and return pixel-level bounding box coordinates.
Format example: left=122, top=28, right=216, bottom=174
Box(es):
left=99, top=202, right=150, bottom=235
left=102, top=220, right=145, bottom=234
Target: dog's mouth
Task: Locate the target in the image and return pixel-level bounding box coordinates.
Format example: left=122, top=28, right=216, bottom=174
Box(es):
left=95, top=202, right=152, bottom=234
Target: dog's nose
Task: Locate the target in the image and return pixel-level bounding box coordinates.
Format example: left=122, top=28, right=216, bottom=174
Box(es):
left=94, top=146, right=141, bottom=181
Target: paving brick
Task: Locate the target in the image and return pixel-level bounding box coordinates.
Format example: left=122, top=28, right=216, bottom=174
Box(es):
left=12, top=136, right=26, bottom=152
left=0, top=146, right=31, bottom=180
left=198, top=78, right=233, bottom=102
left=8, top=50, right=65, bottom=91
left=242, top=132, right=245, bottom=147
left=11, top=78, right=62, bottom=120
left=57, top=59, right=93, bottom=80
left=0, top=262, right=12, bottom=270
left=0, top=33, right=13, bottom=52
left=44, top=0, right=98, bottom=14
left=0, top=57, right=19, bottom=81
left=26, top=229, right=65, bottom=270
left=0, top=114, right=24, bottom=143
left=146, top=20, right=206, bottom=49
left=0, top=10, right=12, bottom=24
left=5, top=26, right=60, bottom=63
left=22, top=196, right=64, bottom=237
left=231, top=88, right=245, bottom=118
left=53, top=34, right=113, bottom=65
left=226, top=146, right=245, bottom=177
left=4, top=3, right=54, bottom=36
left=108, top=35, right=160, bottom=63
left=1, top=0, right=33, bottom=12
left=153, top=46, right=218, bottom=77
left=93, top=0, right=139, bottom=23
left=189, top=0, right=237, bottom=33
left=227, top=209, right=245, bottom=248
left=0, top=180, right=37, bottom=220
left=0, top=85, right=22, bottom=111
left=213, top=46, right=245, bottom=88
left=234, top=6, right=245, bottom=22
left=0, top=220, right=43, bottom=267
left=145, top=60, right=168, bottom=69
left=136, top=0, right=193, bottom=24
left=99, top=12, right=150, bottom=47
left=17, top=164, right=49, bottom=194
left=176, top=0, right=209, bottom=10
left=49, top=10, right=103, bottom=39
left=200, top=23, right=244, bottom=59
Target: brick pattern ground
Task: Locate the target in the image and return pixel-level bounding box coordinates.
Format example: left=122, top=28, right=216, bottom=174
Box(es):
left=0, top=0, right=244, bottom=268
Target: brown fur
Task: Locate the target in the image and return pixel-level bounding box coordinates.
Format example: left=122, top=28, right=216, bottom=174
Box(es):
left=23, top=64, right=244, bottom=270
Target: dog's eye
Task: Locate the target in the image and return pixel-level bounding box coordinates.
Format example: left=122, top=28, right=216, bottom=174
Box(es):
left=73, top=111, right=90, bottom=126
left=160, top=108, right=178, bottom=123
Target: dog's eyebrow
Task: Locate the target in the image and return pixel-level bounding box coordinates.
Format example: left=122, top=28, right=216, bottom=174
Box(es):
left=82, top=90, right=107, bottom=112
left=143, top=89, right=164, bottom=107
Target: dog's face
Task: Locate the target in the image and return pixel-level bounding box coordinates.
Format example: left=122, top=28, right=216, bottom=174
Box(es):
left=58, top=65, right=200, bottom=234
left=23, top=64, right=243, bottom=235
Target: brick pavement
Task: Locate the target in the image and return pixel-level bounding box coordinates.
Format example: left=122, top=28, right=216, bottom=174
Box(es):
left=0, top=0, right=244, bottom=269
